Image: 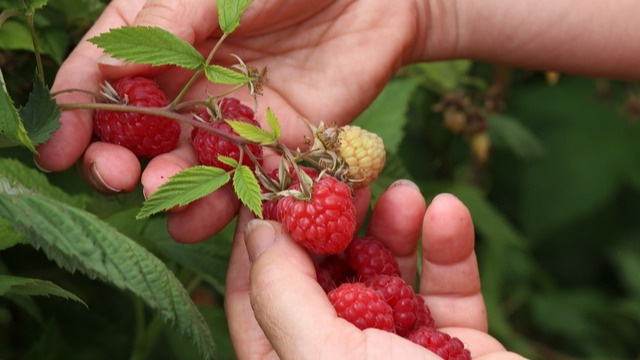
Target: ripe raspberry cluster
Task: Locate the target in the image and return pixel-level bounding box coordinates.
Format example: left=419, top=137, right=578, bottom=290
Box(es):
left=320, top=236, right=471, bottom=360
left=94, top=76, right=181, bottom=158
left=92, top=80, right=468, bottom=358
left=190, top=97, right=264, bottom=171
left=94, top=77, right=265, bottom=169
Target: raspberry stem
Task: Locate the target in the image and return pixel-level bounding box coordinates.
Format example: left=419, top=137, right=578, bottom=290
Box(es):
left=213, top=83, right=246, bottom=100
left=58, top=102, right=252, bottom=146
left=170, top=32, right=230, bottom=107
left=25, top=11, right=45, bottom=85
left=278, top=144, right=313, bottom=200
left=51, top=88, right=103, bottom=99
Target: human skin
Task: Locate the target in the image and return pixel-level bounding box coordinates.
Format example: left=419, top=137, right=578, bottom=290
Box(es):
left=35, top=0, right=640, bottom=244
left=225, top=185, right=527, bottom=359
left=420, top=0, right=640, bottom=80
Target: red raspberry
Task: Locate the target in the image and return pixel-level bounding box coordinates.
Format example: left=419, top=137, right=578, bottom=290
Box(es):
left=261, top=198, right=280, bottom=221
left=407, top=327, right=471, bottom=360
left=347, top=236, right=401, bottom=281
left=261, top=165, right=320, bottom=221
left=328, top=282, right=395, bottom=332
left=94, top=76, right=180, bottom=158
left=191, top=98, right=263, bottom=171
left=217, top=97, right=255, bottom=122
left=277, top=176, right=356, bottom=254
left=366, top=275, right=419, bottom=336
left=316, top=253, right=355, bottom=293
left=412, top=295, right=436, bottom=330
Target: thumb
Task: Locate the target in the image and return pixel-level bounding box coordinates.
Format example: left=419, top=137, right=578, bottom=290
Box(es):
left=98, top=0, right=219, bottom=77
left=244, top=220, right=445, bottom=360
left=244, top=220, right=345, bottom=359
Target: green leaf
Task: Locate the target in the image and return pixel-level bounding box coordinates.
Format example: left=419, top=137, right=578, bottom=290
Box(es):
left=233, top=165, right=262, bottom=218
left=0, top=70, right=37, bottom=153
left=140, top=217, right=234, bottom=294
left=0, top=188, right=215, bottom=359
left=265, top=107, right=281, bottom=140
left=0, top=157, right=84, bottom=250
left=1, top=0, right=48, bottom=13
left=0, top=274, right=86, bottom=306
left=226, top=119, right=276, bottom=145
left=353, top=77, right=420, bottom=154
left=137, top=166, right=231, bottom=219
left=217, top=0, right=253, bottom=34
left=19, top=76, right=61, bottom=146
left=217, top=155, right=238, bottom=168
left=413, top=60, right=479, bottom=92
left=22, top=0, right=48, bottom=12
left=165, top=307, right=236, bottom=360
left=37, top=26, right=70, bottom=64
left=0, top=217, right=24, bottom=250
left=0, top=21, right=69, bottom=63
left=0, top=20, right=32, bottom=51
left=0, top=157, right=82, bottom=206
left=204, top=65, right=252, bottom=85
left=531, top=291, right=612, bottom=347
left=487, top=114, right=544, bottom=159
left=89, top=26, right=205, bottom=70
left=610, top=247, right=640, bottom=298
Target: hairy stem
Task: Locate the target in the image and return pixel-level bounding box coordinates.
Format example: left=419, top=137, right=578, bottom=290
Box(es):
left=58, top=102, right=251, bottom=145
left=51, top=88, right=102, bottom=98
left=213, top=83, right=245, bottom=99
left=25, top=12, right=45, bottom=84
left=170, top=32, right=230, bottom=107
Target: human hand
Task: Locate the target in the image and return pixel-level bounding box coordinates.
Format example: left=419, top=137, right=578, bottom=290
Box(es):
left=35, top=0, right=425, bottom=243
left=225, top=182, right=527, bottom=360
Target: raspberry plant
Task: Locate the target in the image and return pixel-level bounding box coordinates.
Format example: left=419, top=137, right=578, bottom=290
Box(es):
left=0, top=1, right=263, bottom=359
left=0, top=0, right=390, bottom=357
left=3, top=1, right=640, bottom=360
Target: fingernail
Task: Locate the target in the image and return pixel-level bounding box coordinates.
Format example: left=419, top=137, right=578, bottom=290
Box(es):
left=33, top=158, right=51, bottom=173
left=245, top=219, right=276, bottom=263
left=90, top=163, right=121, bottom=193
left=97, top=54, right=127, bottom=67
left=390, top=179, right=419, bottom=191
left=432, top=193, right=454, bottom=202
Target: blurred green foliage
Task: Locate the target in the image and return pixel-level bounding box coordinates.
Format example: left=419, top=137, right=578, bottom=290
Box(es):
left=1, top=1, right=640, bottom=360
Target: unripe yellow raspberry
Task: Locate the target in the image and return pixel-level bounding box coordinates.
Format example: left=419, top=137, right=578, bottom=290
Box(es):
left=470, top=131, right=491, bottom=164
left=324, top=125, right=385, bottom=189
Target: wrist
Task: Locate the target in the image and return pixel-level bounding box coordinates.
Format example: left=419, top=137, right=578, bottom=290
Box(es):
left=410, top=0, right=462, bottom=63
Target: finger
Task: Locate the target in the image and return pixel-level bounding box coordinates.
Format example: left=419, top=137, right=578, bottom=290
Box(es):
left=354, top=186, right=372, bottom=230
left=367, top=180, right=426, bottom=286
left=141, top=132, right=239, bottom=243
left=245, top=219, right=357, bottom=359
left=140, top=130, right=198, bottom=200
left=442, top=327, right=509, bottom=358
left=245, top=219, right=441, bottom=360
left=420, top=193, right=487, bottom=331
left=81, top=142, right=141, bottom=193
left=225, top=208, right=275, bottom=359
left=98, top=0, right=220, bottom=79
left=166, top=184, right=240, bottom=243
left=35, top=1, right=146, bottom=171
